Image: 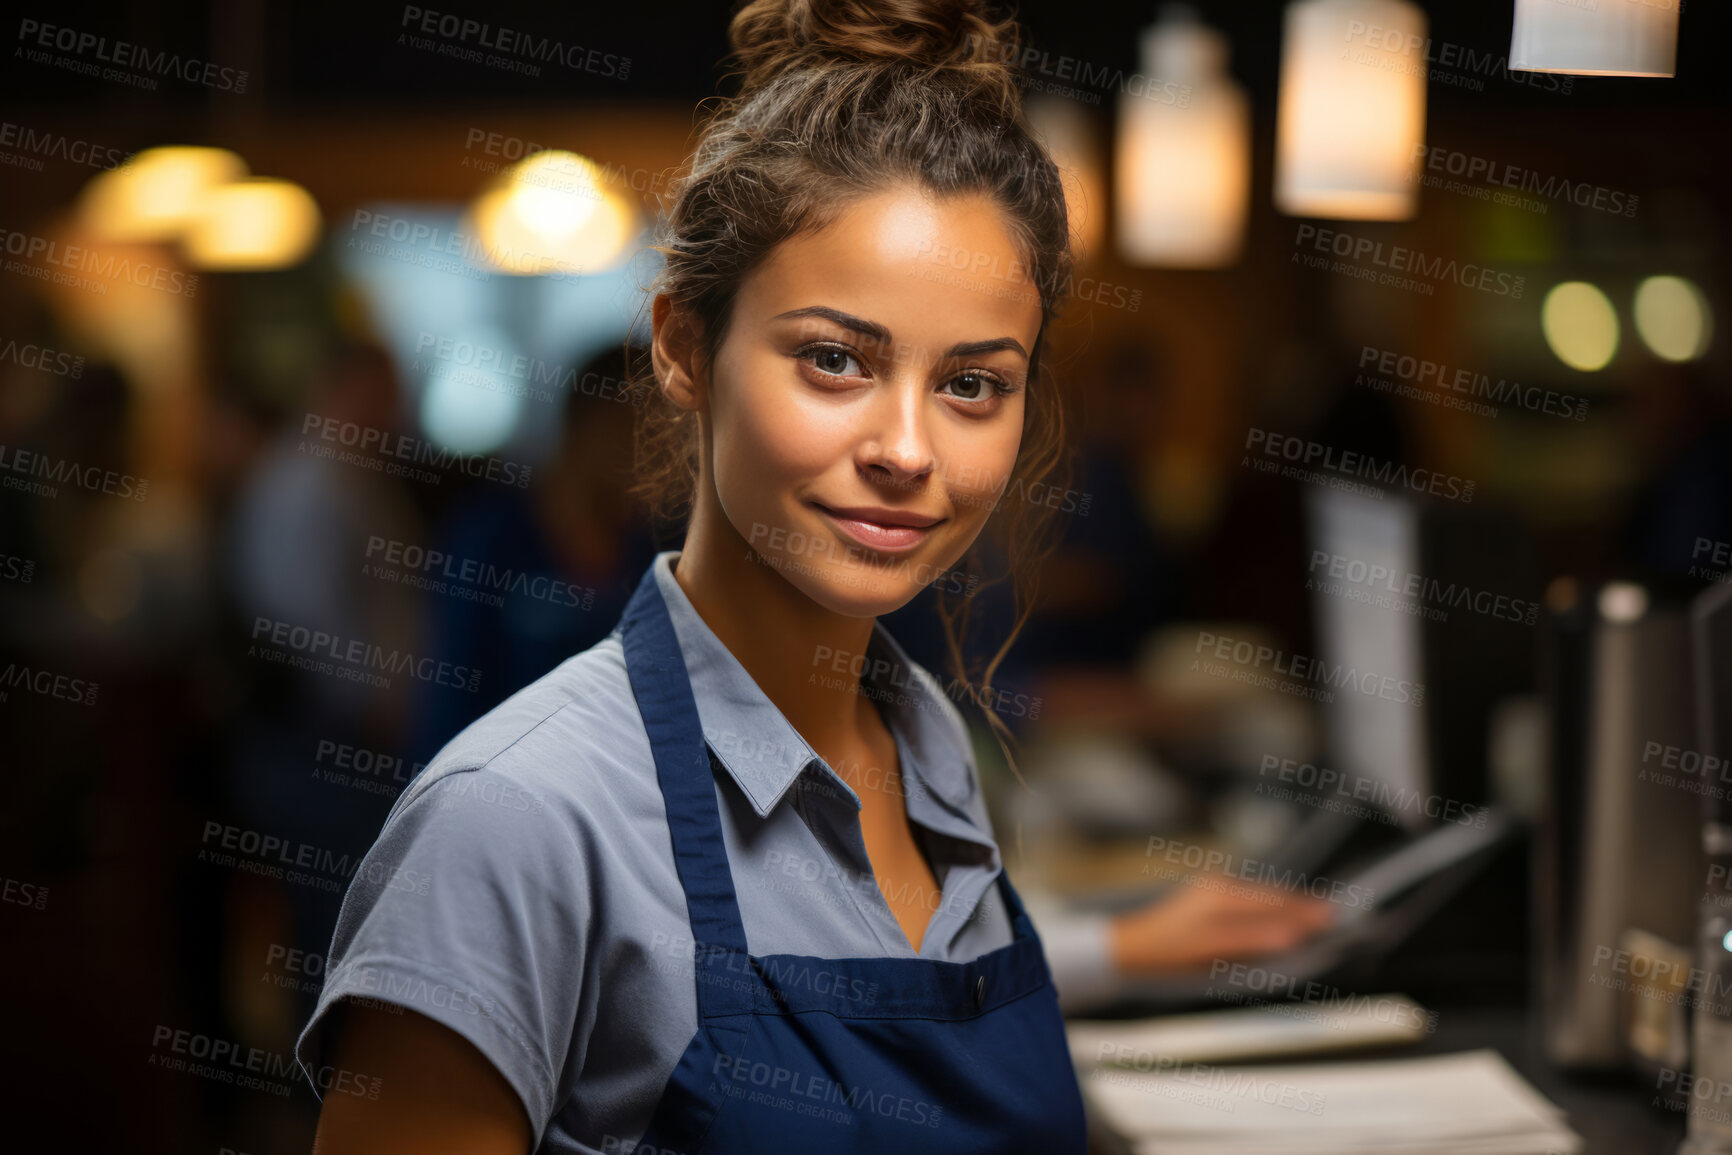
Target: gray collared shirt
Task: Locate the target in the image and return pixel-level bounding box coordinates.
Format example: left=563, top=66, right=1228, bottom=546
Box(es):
left=294, top=550, right=1020, bottom=1153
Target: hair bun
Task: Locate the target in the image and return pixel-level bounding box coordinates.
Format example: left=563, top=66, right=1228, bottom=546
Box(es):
left=728, top=0, right=1021, bottom=94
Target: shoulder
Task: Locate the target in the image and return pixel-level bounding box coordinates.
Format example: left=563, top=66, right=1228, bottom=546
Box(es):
left=390, top=630, right=655, bottom=830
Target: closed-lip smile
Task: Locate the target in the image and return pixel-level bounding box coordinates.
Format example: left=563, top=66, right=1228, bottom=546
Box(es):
left=808, top=502, right=945, bottom=553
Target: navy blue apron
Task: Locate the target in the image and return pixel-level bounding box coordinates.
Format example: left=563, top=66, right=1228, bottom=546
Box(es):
left=618, top=563, right=1088, bottom=1154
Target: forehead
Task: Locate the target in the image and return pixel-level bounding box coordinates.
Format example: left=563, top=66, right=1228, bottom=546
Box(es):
left=737, top=184, right=1044, bottom=354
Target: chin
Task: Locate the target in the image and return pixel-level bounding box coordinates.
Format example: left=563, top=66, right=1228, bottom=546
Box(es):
left=735, top=498, right=982, bottom=618
left=742, top=535, right=934, bottom=619
left=788, top=564, right=923, bottom=620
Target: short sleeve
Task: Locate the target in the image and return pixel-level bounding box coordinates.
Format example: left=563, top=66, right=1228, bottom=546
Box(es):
left=294, top=764, right=586, bottom=1145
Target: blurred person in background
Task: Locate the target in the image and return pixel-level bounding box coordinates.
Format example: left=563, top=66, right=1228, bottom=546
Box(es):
left=1621, top=361, right=1732, bottom=582
left=402, top=344, right=659, bottom=766
left=221, top=339, right=425, bottom=1034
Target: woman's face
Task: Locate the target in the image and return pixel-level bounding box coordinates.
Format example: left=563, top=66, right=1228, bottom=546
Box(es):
left=694, top=183, right=1043, bottom=618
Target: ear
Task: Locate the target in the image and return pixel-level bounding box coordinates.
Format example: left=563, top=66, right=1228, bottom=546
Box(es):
left=651, top=293, right=706, bottom=413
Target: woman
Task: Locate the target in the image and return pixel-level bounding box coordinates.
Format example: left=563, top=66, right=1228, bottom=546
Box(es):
left=300, top=2, right=1108, bottom=1150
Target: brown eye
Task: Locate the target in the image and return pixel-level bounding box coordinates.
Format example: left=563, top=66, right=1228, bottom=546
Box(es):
left=950, top=372, right=986, bottom=399
left=802, top=345, right=864, bottom=377
left=942, top=371, right=1009, bottom=403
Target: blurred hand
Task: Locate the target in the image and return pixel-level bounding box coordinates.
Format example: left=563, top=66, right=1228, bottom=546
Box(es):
left=1107, top=876, right=1337, bottom=975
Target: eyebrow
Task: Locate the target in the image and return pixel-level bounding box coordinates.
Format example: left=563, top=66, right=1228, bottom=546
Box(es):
left=772, top=305, right=1029, bottom=361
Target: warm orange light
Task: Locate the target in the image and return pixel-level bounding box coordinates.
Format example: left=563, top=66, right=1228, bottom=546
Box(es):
left=184, top=179, right=322, bottom=270
left=466, top=150, right=637, bottom=276
left=80, top=146, right=247, bottom=242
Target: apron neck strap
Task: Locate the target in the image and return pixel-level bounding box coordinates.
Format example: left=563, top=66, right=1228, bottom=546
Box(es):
left=620, top=563, right=752, bottom=964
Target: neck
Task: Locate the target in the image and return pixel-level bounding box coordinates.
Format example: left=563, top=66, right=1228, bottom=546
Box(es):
left=673, top=485, right=881, bottom=759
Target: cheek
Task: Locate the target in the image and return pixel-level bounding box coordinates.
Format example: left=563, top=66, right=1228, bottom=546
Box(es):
left=710, top=355, right=842, bottom=510
left=938, top=408, right=1025, bottom=518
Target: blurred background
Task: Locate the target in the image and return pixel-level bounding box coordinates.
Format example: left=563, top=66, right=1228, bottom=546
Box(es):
left=0, top=0, right=1727, bottom=1151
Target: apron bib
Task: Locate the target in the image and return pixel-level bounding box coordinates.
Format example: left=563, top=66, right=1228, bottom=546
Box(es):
left=618, top=563, right=1087, bottom=1154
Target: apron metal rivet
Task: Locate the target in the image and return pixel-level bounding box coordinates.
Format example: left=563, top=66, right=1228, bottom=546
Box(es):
left=975, top=975, right=986, bottom=1008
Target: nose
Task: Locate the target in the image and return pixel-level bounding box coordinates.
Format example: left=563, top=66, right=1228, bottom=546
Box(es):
left=856, top=377, right=937, bottom=489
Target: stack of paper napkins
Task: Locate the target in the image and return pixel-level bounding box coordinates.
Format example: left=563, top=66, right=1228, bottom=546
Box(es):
left=1080, top=1048, right=1582, bottom=1155
left=1068, top=996, right=1437, bottom=1068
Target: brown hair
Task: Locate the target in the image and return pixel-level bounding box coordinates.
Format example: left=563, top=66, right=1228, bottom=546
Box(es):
left=628, top=0, right=1078, bottom=765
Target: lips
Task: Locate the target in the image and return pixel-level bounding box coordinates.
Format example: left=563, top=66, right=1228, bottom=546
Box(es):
left=809, top=502, right=944, bottom=554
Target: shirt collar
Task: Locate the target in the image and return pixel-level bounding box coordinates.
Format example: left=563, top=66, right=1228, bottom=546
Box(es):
left=650, top=550, right=979, bottom=822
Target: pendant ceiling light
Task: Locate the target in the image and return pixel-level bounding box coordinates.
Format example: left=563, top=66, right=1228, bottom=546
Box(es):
left=1275, top=0, right=1428, bottom=221
left=1115, top=4, right=1249, bottom=268
left=1510, top=0, right=1678, bottom=78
